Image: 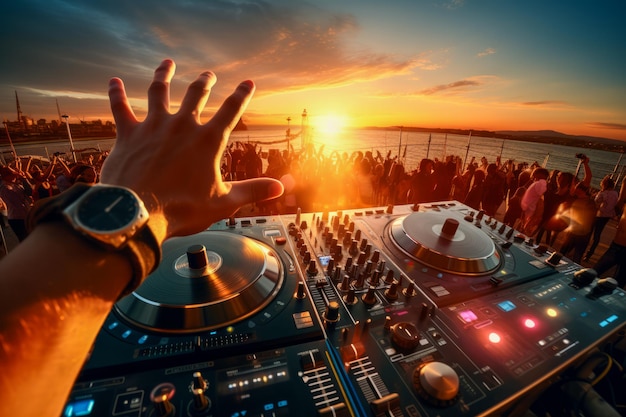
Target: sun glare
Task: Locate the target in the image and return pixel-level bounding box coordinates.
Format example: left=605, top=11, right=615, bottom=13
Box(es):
left=313, top=114, right=349, bottom=137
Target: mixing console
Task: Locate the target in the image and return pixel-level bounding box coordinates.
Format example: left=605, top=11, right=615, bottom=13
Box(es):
left=63, top=202, right=626, bottom=417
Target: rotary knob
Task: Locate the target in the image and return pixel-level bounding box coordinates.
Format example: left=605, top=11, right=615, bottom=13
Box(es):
left=390, top=322, right=420, bottom=350
left=150, top=383, right=176, bottom=417
left=413, top=362, right=459, bottom=406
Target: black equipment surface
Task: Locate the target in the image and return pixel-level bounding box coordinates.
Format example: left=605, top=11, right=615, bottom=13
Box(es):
left=62, top=203, right=626, bottom=417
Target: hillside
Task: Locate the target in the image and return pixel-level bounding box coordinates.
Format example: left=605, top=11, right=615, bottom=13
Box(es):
left=373, top=126, right=626, bottom=153
left=495, top=130, right=625, bottom=152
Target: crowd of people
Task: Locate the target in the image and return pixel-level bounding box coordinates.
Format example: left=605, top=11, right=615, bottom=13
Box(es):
left=2, top=129, right=625, bottom=287
left=0, top=153, right=105, bottom=251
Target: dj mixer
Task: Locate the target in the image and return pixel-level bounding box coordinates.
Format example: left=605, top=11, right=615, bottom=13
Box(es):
left=62, top=202, right=626, bottom=417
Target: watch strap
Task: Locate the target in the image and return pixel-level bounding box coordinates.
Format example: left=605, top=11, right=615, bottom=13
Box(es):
left=27, top=183, right=92, bottom=231
left=27, top=183, right=162, bottom=298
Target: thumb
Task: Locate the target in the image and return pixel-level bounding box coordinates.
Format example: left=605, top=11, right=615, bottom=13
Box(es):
left=227, top=178, right=284, bottom=208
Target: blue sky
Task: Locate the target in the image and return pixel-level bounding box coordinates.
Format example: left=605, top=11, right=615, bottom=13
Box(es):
left=2, top=0, right=625, bottom=139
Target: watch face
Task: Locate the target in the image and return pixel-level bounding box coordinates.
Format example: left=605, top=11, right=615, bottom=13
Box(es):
left=76, top=187, right=140, bottom=231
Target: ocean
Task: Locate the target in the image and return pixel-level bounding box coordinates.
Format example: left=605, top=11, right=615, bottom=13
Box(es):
left=2, top=126, right=623, bottom=190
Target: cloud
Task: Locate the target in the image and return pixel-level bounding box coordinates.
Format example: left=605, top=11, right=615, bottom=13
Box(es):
left=1, top=0, right=417, bottom=119
left=419, top=79, right=482, bottom=96
left=442, top=0, right=465, bottom=10
left=586, top=122, right=626, bottom=131
left=520, top=100, right=567, bottom=107
left=477, top=48, right=496, bottom=58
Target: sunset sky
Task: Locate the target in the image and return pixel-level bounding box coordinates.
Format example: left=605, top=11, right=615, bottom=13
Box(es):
left=2, top=0, right=625, bottom=140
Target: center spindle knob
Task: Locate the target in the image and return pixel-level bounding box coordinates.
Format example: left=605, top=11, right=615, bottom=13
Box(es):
left=440, top=218, right=459, bottom=239
left=187, top=245, right=208, bottom=269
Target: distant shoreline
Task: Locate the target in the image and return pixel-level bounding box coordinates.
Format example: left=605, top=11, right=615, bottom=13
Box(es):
left=363, top=126, right=626, bottom=154
left=2, top=126, right=624, bottom=154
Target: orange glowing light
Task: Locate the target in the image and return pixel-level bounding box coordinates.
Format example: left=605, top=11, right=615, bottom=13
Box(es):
left=546, top=308, right=558, bottom=317
left=488, top=332, right=501, bottom=343
left=313, top=114, right=349, bottom=137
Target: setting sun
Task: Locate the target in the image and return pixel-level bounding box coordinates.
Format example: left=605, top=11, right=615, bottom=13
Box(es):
left=312, top=114, right=349, bottom=137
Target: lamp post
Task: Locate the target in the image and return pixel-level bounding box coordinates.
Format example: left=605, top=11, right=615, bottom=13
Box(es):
left=61, top=114, right=77, bottom=162
left=286, top=116, right=291, bottom=151
left=3, top=121, right=18, bottom=160
left=397, top=126, right=403, bottom=160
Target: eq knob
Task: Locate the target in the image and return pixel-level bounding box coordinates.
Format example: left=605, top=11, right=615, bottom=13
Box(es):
left=323, top=301, right=341, bottom=324
left=390, top=322, right=421, bottom=351
left=384, top=280, right=399, bottom=301
left=361, top=286, right=378, bottom=306
left=413, top=362, right=459, bottom=406
left=150, top=383, right=176, bottom=417
left=190, top=388, right=211, bottom=415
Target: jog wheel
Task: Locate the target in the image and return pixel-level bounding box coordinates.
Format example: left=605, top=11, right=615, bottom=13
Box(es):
left=412, top=362, right=459, bottom=407
left=390, top=212, right=501, bottom=275
left=115, top=231, right=283, bottom=333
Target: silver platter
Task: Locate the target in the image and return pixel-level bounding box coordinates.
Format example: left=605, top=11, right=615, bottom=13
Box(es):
left=115, top=231, right=283, bottom=333
left=390, top=211, right=501, bottom=275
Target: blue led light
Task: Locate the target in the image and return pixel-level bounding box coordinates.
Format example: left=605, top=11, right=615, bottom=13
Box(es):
left=63, top=399, right=94, bottom=416
left=278, top=400, right=288, bottom=407
left=497, top=300, right=516, bottom=312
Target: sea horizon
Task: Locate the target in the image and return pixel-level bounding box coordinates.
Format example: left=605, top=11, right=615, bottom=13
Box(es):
left=2, top=126, right=624, bottom=190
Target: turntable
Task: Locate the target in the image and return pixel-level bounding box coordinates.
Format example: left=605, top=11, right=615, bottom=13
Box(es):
left=115, top=231, right=284, bottom=333
left=390, top=211, right=501, bottom=275
left=81, top=220, right=324, bottom=373
left=380, top=206, right=559, bottom=306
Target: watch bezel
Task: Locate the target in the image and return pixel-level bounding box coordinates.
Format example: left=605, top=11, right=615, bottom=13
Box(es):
left=62, top=184, right=150, bottom=249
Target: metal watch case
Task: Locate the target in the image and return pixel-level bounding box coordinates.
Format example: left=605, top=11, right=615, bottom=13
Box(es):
left=62, top=184, right=150, bottom=249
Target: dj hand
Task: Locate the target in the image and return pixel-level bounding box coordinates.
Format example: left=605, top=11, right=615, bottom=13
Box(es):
left=100, top=59, right=284, bottom=243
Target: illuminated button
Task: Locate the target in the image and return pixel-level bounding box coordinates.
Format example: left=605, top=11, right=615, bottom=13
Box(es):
left=458, top=310, right=478, bottom=323
left=523, top=318, right=536, bottom=329
left=64, top=399, right=94, bottom=416
left=488, top=332, right=501, bottom=343
left=546, top=308, right=558, bottom=317
left=293, top=311, right=314, bottom=329
left=497, top=300, right=516, bottom=312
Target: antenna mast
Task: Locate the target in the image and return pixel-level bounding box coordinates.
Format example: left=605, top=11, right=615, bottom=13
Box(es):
left=15, top=91, right=24, bottom=129
left=56, top=99, right=63, bottom=123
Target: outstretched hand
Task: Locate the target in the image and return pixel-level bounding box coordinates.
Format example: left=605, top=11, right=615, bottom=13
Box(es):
left=100, top=59, right=284, bottom=243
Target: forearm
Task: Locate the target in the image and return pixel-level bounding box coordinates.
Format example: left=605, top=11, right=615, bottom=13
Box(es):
left=581, top=161, right=592, bottom=187
left=0, top=222, right=132, bottom=416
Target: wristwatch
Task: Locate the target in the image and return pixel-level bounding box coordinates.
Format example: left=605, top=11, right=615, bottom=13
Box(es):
left=27, top=183, right=162, bottom=296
